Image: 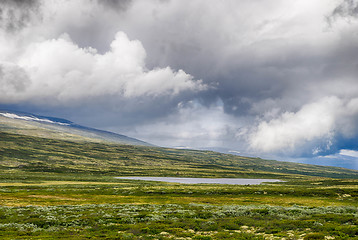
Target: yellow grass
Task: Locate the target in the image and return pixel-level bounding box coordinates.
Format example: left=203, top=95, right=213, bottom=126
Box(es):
left=0, top=181, right=124, bottom=186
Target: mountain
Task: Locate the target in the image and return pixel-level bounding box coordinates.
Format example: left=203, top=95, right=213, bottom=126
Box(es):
left=0, top=110, right=152, bottom=146
left=1, top=110, right=358, bottom=179
left=1, top=130, right=358, bottom=179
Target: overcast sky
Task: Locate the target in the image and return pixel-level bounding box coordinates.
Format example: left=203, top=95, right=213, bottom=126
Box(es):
left=1, top=0, right=358, bottom=169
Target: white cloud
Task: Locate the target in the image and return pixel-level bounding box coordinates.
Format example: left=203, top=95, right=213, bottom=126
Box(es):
left=0, top=31, right=206, bottom=104
left=249, top=96, right=358, bottom=155
left=339, top=149, right=358, bottom=158
left=123, top=100, right=244, bottom=148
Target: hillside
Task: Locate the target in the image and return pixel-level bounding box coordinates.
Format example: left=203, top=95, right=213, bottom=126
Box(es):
left=0, top=111, right=152, bottom=146
left=1, top=131, right=358, bottom=180
left=1, top=110, right=357, bottom=180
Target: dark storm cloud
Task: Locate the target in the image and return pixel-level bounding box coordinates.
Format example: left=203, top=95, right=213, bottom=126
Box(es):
left=4, top=90, right=199, bottom=130
left=330, top=0, right=358, bottom=19
left=0, top=0, right=40, bottom=32
left=116, top=1, right=328, bottom=118
left=67, top=0, right=133, bottom=51
left=0, top=63, right=31, bottom=97
left=125, top=0, right=358, bottom=135
left=96, top=0, right=133, bottom=11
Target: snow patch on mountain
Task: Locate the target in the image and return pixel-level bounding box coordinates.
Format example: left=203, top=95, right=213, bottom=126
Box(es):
left=0, top=112, right=70, bottom=126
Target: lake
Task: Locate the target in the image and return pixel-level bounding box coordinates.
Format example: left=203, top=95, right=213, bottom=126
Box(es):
left=115, top=177, right=281, bottom=185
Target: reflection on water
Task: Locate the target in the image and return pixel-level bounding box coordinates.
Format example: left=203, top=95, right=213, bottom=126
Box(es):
left=115, top=177, right=281, bottom=185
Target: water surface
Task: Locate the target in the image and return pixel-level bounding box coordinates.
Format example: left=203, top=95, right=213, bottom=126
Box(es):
left=115, top=177, right=281, bottom=185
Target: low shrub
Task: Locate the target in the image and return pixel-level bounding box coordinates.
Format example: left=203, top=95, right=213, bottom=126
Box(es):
left=304, top=232, right=325, bottom=240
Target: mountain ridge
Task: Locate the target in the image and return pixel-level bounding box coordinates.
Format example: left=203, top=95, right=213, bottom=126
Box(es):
left=0, top=110, right=152, bottom=146
left=1, top=130, right=358, bottom=179
left=1, top=110, right=358, bottom=179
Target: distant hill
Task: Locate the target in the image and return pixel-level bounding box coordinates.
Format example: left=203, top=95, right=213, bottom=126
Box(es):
left=1, top=130, right=358, bottom=179
left=0, top=110, right=152, bottom=146
left=1, top=110, right=358, bottom=180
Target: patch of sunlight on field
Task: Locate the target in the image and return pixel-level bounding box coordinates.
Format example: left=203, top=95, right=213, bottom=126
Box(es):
left=317, top=185, right=358, bottom=189
left=159, top=195, right=350, bottom=207
left=0, top=181, right=125, bottom=186
left=42, top=194, right=352, bottom=207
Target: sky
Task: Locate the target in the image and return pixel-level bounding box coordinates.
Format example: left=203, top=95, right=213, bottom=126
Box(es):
left=1, top=0, right=358, bottom=169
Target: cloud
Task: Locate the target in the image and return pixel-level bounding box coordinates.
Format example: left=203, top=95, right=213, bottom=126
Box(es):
left=340, top=149, right=358, bottom=158
left=329, top=0, right=358, bottom=20
left=124, top=100, right=245, bottom=148
left=249, top=97, right=358, bottom=156
left=0, top=32, right=206, bottom=105
left=0, top=62, right=31, bottom=101
left=96, top=0, right=133, bottom=11
left=0, top=0, right=40, bottom=33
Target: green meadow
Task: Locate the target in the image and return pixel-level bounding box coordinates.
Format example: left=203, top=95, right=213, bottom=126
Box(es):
left=0, top=131, right=357, bottom=239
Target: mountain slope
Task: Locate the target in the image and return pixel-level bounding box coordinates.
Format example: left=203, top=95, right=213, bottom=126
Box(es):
left=0, top=110, right=152, bottom=146
left=1, top=131, right=358, bottom=179
left=1, top=110, right=358, bottom=179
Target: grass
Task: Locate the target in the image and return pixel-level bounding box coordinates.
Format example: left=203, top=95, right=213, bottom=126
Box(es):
left=1, top=131, right=358, bottom=179
left=0, top=178, right=356, bottom=207
left=0, top=131, right=358, bottom=239
left=0, top=202, right=356, bottom=239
